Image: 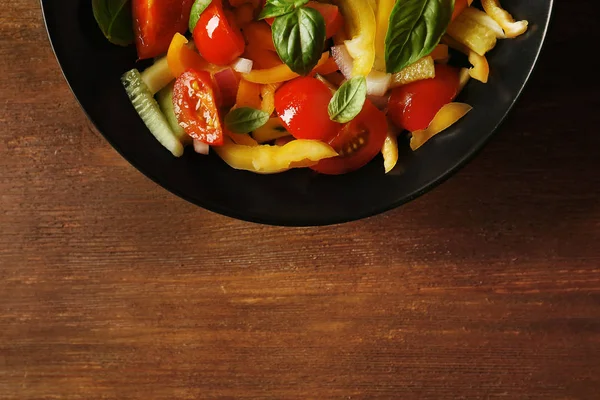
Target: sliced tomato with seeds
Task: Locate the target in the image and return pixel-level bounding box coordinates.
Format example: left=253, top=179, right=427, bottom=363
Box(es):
left=311, top=101, right=388, bottom=175
left=173, top=69, right=224, bottom=146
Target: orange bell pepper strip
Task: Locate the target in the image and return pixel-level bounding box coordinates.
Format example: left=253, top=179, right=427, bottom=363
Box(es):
left=236, top=79, right=262, bottom=109
left=243, top=22, right=276, bottom=51
left=312, top=56, right=340, bottom=76
left=167, top=33, right=208, bottom=77
left=243, top=44, right=282, bottom=69
left=260, top=83, right=281, bottom=115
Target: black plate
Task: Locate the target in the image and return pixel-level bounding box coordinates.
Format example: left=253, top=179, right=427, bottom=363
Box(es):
left=41, top=0, right=553, bottom=227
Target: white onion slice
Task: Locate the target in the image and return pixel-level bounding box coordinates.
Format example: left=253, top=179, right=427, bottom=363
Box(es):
left=366, top=70, right=392, bottom=96
left=331, top=45, right=354, bottom=80
left=193, top=139, right=210, bottom=155
left=231, top=57, right=254, bottom=74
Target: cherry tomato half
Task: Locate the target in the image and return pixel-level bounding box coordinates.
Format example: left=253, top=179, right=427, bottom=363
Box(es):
left=132, top=0, right=194, bottom=60
left=311, top=100, right=388, bottom=175
left=173, top=69, right=223, bottom=146
left=274, top=77, right=340, bottom=142
left=193, top=0, right=246, bottom=66
left=388, top=64, right=460, bottom=132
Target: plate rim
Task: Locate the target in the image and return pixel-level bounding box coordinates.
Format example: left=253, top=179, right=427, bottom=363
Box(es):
left=39, top=0, right=555, bottom=227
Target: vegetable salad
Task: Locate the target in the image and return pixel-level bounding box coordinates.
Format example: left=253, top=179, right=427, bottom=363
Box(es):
left=93, top=0, right=528, bottom=175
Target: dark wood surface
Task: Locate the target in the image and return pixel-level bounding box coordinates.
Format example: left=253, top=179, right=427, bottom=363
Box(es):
left=1, top=1, right=599, bottom=399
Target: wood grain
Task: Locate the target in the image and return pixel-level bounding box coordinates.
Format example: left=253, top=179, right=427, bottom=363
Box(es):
left=1, top=1, right=599, bottom=399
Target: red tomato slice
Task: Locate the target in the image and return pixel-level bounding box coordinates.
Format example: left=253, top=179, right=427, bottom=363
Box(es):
left=193, top=0, right=245, bottom=66
left=311, top=101, right=388, bottom=175
left=132, top=0, right=194, bottom=60
left=306, top=1, right=344, bottom=39
left=274, top=77, right=340, bottom=142
left=388, top=64, right=460, bottom=132
left=262, top=0, right=343, bottom=38
left=173, top=69, right=224, bottom=146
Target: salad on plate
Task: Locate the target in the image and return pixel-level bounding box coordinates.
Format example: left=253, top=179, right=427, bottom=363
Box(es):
left=92, top=0, right=528, bottom=175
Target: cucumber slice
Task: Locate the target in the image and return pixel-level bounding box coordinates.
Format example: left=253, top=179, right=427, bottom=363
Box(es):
left=140, top=56, right=174, bottom=95
left=157, top=82, right=192, bottom=144
left=121, top=69, right=184, bottom=157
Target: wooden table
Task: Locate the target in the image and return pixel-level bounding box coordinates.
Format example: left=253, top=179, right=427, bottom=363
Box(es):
left=1, top=1, right=599, bottom=398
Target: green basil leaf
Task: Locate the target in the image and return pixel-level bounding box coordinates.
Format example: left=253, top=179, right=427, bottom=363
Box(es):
left=385, top=0, right=454, bottom=73
left=92, top=0, right=134, bottom=46
left=189, top=0, right=213, bottom=32
left=225, top=107, right=271, bottom=134
left=259, top=0, right=309, bottom=20
left=272, top=7, right=326, bottom=76
left=328, top=76, right=367, bottom=123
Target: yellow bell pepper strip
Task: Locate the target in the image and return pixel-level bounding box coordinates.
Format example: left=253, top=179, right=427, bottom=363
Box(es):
left=332, top=0, right=377, bottom=77
left=214, top=138, right=338, bottom=174
left=226, top=129, right=259, bottom=147
left=410, top=103, right=473, bottom=151
left=458, top=68, right=471, bottom=93
left=381, top=129, right=399, bottom=174
left=242, top=52, right=330, bottom=84
left=461, top=6, right=506, bottom=39
left=260, top=83, right=281, bottom=116
left=390, top=56, right=435, bottom=88
left=465, top=48, right=489, bottom=83
left=374, top=0, right=395, bottom=71
left=446, top=13, right=497, bottom=56
left=235, top=79, right=262, bottom=110
left=253, top=118, right=289, bottom=143
left=481, top=0, right=528, bottom=38
left=167, top=33, right=209, bottom=77
left=442, top=35, right=490, bottom=83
